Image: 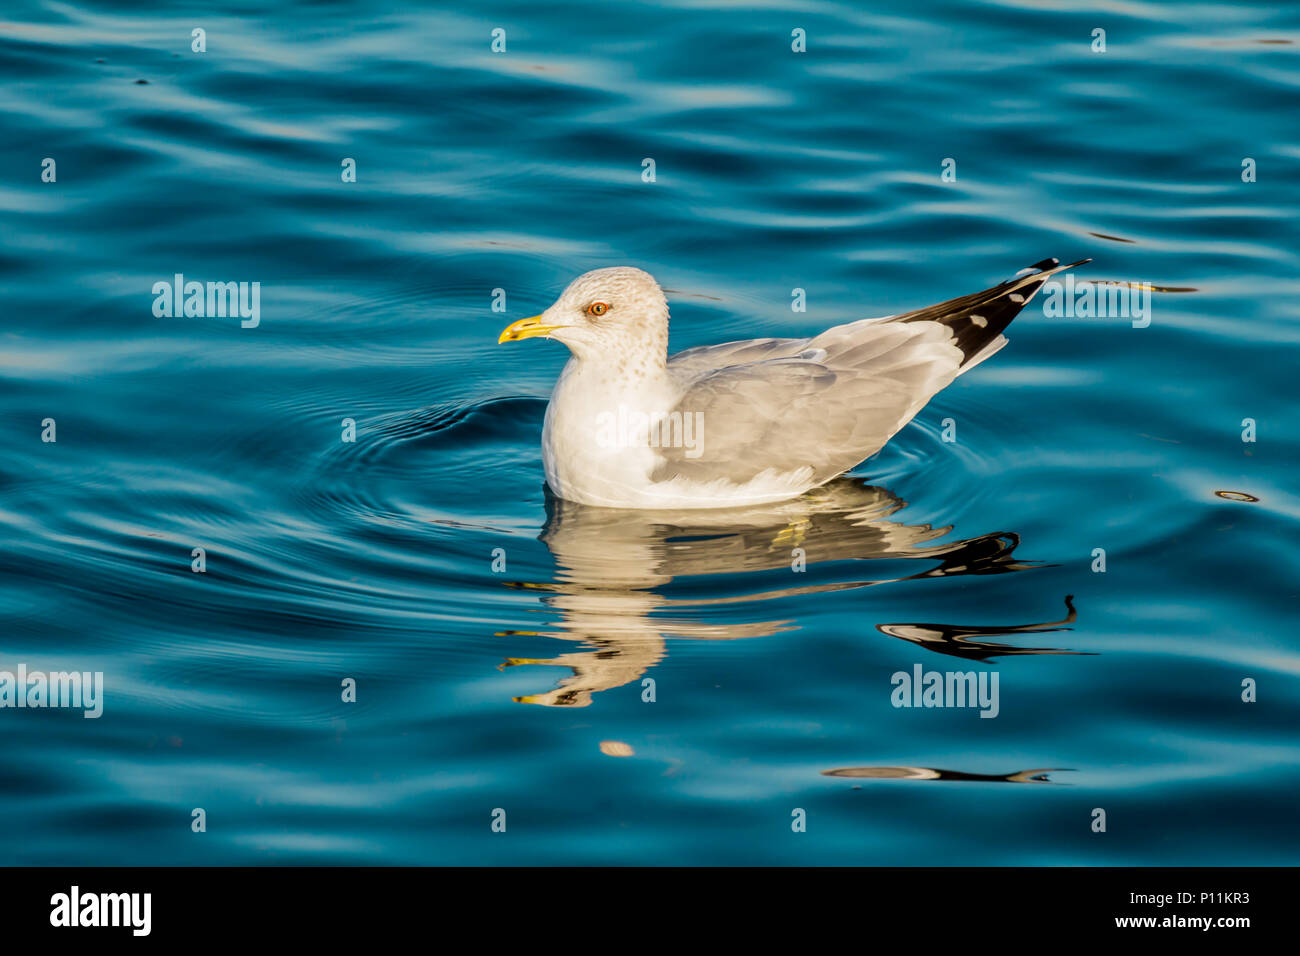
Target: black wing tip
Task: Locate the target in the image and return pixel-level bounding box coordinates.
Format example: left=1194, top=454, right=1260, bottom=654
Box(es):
left=1007, top=256, right=1091, bottom=284
left=896, top=256, right=1092, bottom=366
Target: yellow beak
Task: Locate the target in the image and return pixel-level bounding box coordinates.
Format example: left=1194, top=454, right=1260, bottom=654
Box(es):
left=498, top=315, right=565, bottom=344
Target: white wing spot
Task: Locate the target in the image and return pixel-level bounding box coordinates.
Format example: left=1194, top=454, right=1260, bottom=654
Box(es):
left=969, top=313, right=988, bottom=328
left=1009, top=293, right=1025, bottom=304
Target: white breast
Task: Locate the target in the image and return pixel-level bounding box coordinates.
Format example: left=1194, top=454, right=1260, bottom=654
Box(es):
left=541, top=359, right=685, bottom=507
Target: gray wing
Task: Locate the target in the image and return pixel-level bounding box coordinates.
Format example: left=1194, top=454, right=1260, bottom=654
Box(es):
left=655, top=321, right=962, bottom=486
left=666, top=336, right=811, bottom=375
left=656, top=257, right=1090, bottom=487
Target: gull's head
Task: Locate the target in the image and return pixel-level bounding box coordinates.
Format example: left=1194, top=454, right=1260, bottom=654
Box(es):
left=498, top=266, right=669, bottom=368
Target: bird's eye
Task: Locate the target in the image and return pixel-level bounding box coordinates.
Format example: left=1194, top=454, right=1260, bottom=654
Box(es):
left=587, top=302, right=610, bottom=317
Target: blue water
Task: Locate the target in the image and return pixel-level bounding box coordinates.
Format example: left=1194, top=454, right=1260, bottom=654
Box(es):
left=2, top=0, right=1298, bottom=865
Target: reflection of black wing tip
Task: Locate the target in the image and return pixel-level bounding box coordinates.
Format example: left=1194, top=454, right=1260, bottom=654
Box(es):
left=918, top=529, right=1033, bottom=578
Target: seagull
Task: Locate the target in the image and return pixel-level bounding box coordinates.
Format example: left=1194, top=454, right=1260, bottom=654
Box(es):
left=498, top=257, right=1088, bottom=509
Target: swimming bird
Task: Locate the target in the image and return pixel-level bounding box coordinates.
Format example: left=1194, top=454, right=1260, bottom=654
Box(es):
left=498, top=257, right=1088, bottom=509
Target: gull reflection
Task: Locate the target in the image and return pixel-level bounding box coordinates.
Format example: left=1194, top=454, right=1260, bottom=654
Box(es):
left=876, top=595, right=1083, bottom=662
left=822, top=766, right=1070, bottom=784
left=501, top=478, right=1066, bottom=707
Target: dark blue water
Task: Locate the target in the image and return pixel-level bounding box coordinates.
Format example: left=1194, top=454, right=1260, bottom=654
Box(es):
left=2, top=1, right=1298, bottom=865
